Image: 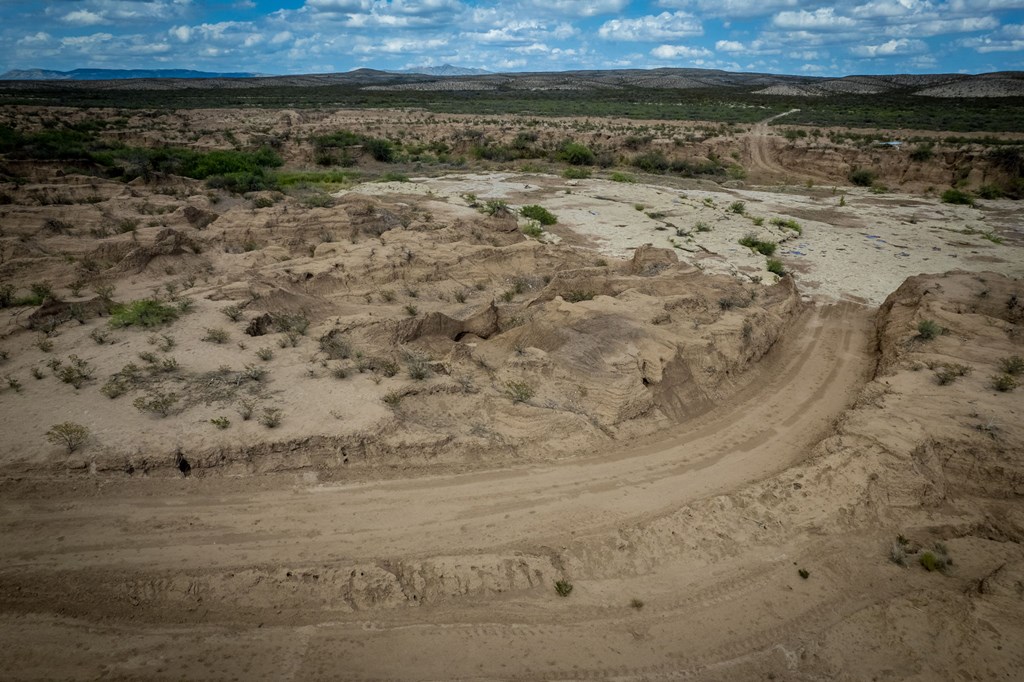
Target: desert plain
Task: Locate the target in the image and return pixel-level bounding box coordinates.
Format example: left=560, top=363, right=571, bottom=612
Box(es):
left=0, top=97, right=1022, bottom=680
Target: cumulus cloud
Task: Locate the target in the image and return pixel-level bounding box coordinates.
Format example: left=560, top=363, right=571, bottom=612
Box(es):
left=850, top=37, right=928, bottom=56
left=655, top=0, right=800, bottom=18
left=598, top=12, right=702, bottom=41
left=773, top=8, right=858, bottom=30
left=715, top=39, right=746, bottom=52
left=651, top=44, right=713, bottom=59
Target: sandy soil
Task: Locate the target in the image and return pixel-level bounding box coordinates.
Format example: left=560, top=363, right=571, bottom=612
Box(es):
left=1, top=106, right=1023, bottom=680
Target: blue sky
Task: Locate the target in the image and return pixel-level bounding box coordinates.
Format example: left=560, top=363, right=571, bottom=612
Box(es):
left=3, top=0, right=1023, bottom=76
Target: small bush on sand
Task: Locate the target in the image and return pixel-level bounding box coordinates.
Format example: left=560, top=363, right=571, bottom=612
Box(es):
left=766, top=258, right=786, bottom=276
left=739, top=234, right=777, bottom=257
left=998, top=355, right=1024, bottom=375
left=919, top=543, right=952, bottom=573
left=991, top=374, right=1019, bottom=392
left=202, top=327, right=230, bottom=344
left=520, top=205, right=557, bottom=225
left=110, top=299, right=179, bottom=328
left=935, top=363, right=971, bottom=385
left=917, top=319, right=942, bottom=340
left=941, top=188, right=975, bottom=206
left=554, top=580, right=573, bottom=597
left=258, top=407, right=282, bottom=428
left=46, top=422, right=90, bottom=453
left=505, top=380, right=535, bottom=403
left=133, top=391, right=179, bottom=417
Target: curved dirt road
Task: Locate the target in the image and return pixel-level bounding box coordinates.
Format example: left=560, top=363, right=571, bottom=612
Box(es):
left=0, top=303, right=875, bottom=679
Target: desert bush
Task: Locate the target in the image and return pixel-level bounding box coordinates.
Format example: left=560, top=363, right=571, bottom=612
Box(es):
left=766, top=258, right=785, bottom=276
left=728, top=201, right=746, bottom=215
left=256, top=347, right=274, bottom=361
left=505, top=380, right=535, bottom=403
left=770, top=217, right=802, bottom=234
left=35, top=338, right=54, bottom=353
left=977, top=184, right=1003, bottom=199
left=46, top=422, right=89, bottom=453
left=935, top=363, right=971, bottom=385
left=941, top=188, right=975, bottom=206
left=319, top=332, right=351, bottom=360
left=273, top=313, right=309, bottom=335
left=554, top=580, right=573, bottom=597
left=278, top=331, right=301, bottom=348
left=376, top=359, right=400, bottom=377
left=919, top=543, right=952, bottom=572
left=997, top=355, right=1023, bottom=375
left=520, top=220, right=544, bottom=238
left=236, top=398, right=256, bottom=421
left=849, top=168, right=876, bottom=187
left=630, top=598, right=644, bottom=610
left=110, top=299, right=179, bottom=328
left=7, top=376, right=22, bottom=392
left=202, top=327, right=229, bottom=344
left=404, top=304, right=418, bottom=317
left=0, top=283, right=13, bottom=308
left=991, top=373, right=1019, bottom=392
left=258, top=407, right=282, bottom=428
left=31, top=367, right=44, bottom=380
left=562, top=167, right=591, bottom=179
left=405, top=351, right=431, bottom=381
left=610, top=172, right=635, bottom=183
left=558, top=142, right=594, bottom=166
left=382, top=389, right=404, bottom=407
left=89, top=328, right=111, bottom=344
left=739, top=234, right=777, bottom=257
left=564, top=290, right=595, bottom=303
left=243, top=364, right=267, bottom=382
left=223, top=304, right=243, bottom=321
left=520, top=205, right=557, bottom=225
left=210, top=416, right=231, bottom=429
left=695, top=221, right=712, bottom=232
left=483, top=198, right=508, bottom=216
left=133, top=391, right=179, bottom=417
left=917, top=319, right=942, bottom=340
left=57, top=355, right=93, bottom=388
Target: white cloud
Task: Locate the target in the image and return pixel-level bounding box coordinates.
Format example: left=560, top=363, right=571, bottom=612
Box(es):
left=598, top=12, right=702, bottom=41
left=773, top=8, right=858, bottom=30
left=651, top=44, right=713, bottom=59
left=62, top=10, right=105, bottom=26
left=655, top=0, right=800, bottom=18
left=169, top=25, right=192, bottom=42
left=850, top=37, right=928, bottom=56
left=715, top=39, right=746, bottom=52
left=523, top=0, right=629, bottom=17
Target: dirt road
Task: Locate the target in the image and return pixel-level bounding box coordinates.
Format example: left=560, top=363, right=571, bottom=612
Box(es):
left=745, top=109, right=810, bottom=182
left=0, top=303, right=876, bottom=679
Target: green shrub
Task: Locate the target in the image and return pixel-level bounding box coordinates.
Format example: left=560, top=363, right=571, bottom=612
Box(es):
left=520, top=205, right=557, bottom=225
left=941, top=188, right=975, bottom=206
left=110, top=299, right=179, bottom=328
left=849, top=168, right=876, bottom=187
left=505, top=380, right=534, bottom=403
left=991, top=373, right=1019, bottom=392
left=739, top=234, right=777, bottom=257
left=766, top=258, right=785, bottom=276
left=258, top=407, right=282, bottom=428
left=483, top=198, right=508, bottom=216
left=728, top=201, right=746, bottom=215
left=917, top=319, right=942, bottom=340
left=770, top=217, right=802, bottom=234
left=202, top=327, right=229, bottom=344
left=562, top=167, right=591, bottom=179
left=46, top=422, right=90, bottom=453
left=210, top=416, right=231, bottom=429
left=364, top=138, right=395, bottom=163
left=319, top=333, right=352, bottom=360
left=558, top=142, right=595, bottom=166
left=610, top=172, right=635, bottom=183
left=935, top=363, right=971, bottom=385
left=522, top=221, right=544, bottom=239
left=977, top=185, right=1003, bottom=200
left=564, top=290, right=595, bottom=303
left=998, top=355, right=1024, bottom=375
left=909, top=144, right=934, bottom=162
left=554, top=580, right=573, bottom=597
left=133, top=391, right=179, bottom=417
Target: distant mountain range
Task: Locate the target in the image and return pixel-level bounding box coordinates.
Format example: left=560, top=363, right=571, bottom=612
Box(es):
left=0, top=65, right=487, bottom=81
left=0, top=66, right=1020, bottom=98
left=0, top=68, right=262, bottom=81
left=393, top=65, right=491, bottom=77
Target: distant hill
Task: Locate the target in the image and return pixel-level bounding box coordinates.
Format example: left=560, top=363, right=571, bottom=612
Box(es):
left=393, top=65, right=491, bottom=77
left=0, top=68, right=262, bottom=81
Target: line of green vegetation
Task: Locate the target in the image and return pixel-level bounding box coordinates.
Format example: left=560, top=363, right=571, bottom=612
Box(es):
left=5, top=86, right=1021, bottom=132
